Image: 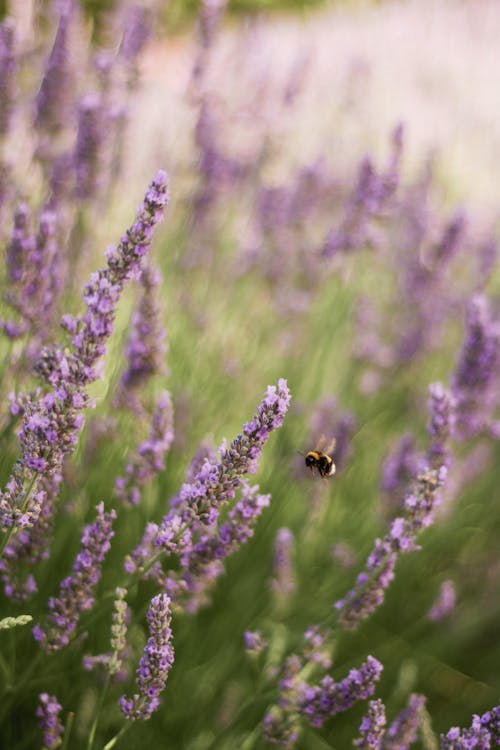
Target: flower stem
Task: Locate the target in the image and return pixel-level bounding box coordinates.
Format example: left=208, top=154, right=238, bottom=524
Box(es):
left=102, top=721, right=131, bottom=750
left=87, top=673, right=111, bottom=750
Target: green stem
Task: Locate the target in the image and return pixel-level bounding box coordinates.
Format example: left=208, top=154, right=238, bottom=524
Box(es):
left=102, top=721, right=131, bottom=750
left=61, top=712, right=75, bottom=750
left=87, top=673, right=111, bottom=750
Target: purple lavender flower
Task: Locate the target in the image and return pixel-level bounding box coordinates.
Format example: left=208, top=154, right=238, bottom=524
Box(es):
left=119, top=593, right=174, bottom=720
left=298, top=655, right=383, bottom=728
left=0, top=18, right=16, bottom=138
left=384, top=694, right=425, bottom=749
left=33, top=503, right=116, bottom=652
left=0, top=475, right=59, bottom=600
left=117, top=262, right=168, bottom=408
left=244, top=629, right=267, bottom=655
left=0, top=171, right=168, bottom=535
left=156, top=378, right=290, bottom=544
left=119, top=5, right=153, bottom=64
left=354, top=699, right=387, bottom=750
left=381, top=433, right=422, bottom=508
left=335, top=467, right=446, bottom=629
left=35, top=0, right=75, bottom=135
left=335, top=384, right=452, bottom=629
left=451, top=295, right=500, bottom=438
left=432, top=210, right=466, bottom=267
left=441, top=714, right=491, bottom=749
left=270, top=528, right=295, bottom=597
left=116, top=390, right=174, bottom=506
left=322, top=125, right=403, bottom=259
left=427, top=383, right=455, bottom=470
left=428, top=580, right=455, bottom=622
left=3, top=206, right=60, bottom=349
left=37, top=693, right=64, bottom=749
left=124, top=440, right=216, bottom=583
left=75, top=93, right=106, bottom=201
left=168, top=480, right=271, bottom=613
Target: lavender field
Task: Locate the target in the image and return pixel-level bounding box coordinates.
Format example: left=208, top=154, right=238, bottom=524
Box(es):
left=1, top=1, right=500, bottom=748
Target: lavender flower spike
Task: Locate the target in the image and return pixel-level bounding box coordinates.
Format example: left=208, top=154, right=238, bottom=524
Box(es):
left=427, top=383, right=454, bottom=470
left=0, top=171, right=168, bottom=535
left=37, top=693, right=64, bottom=750
left=156, top=378, right=291, bottom=549
left=119, top=593, right=174, bottom=720
left=33, top=503, right=116, bottom=653
left=298, top=655, right=383, bottom=728
left=354, top=699, right=386, bottom=750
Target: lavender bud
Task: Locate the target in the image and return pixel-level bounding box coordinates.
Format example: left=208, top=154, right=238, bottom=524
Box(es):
left=37, top=693, right=64, bottom=750
left=119, top=593, right=174, bottom=720
left=0, top=614, right=32, bottom=629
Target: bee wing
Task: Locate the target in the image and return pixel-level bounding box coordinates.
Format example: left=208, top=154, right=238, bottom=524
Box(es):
left=323, top=437, right=337, bottom=456
left=315, top=434, right=327, bottom=452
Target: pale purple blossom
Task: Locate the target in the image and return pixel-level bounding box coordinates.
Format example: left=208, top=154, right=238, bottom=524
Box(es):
left=119, top=593, right=174, bottom=720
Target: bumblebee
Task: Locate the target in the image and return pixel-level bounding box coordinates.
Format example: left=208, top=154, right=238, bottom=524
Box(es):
left=305, top=436, right=336, bottom=478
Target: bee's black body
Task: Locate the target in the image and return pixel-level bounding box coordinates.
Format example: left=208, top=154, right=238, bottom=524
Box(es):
left=305, top=449, right=336, bottom=478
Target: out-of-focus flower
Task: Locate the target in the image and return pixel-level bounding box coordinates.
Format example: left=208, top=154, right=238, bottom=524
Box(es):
left=270, top=527, right=295, bottom=597
left=384, top=694, right=426, bottom=749
left=0, top=18, right=16, bottom=138
left=428, top=580, right=455, bottom=622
